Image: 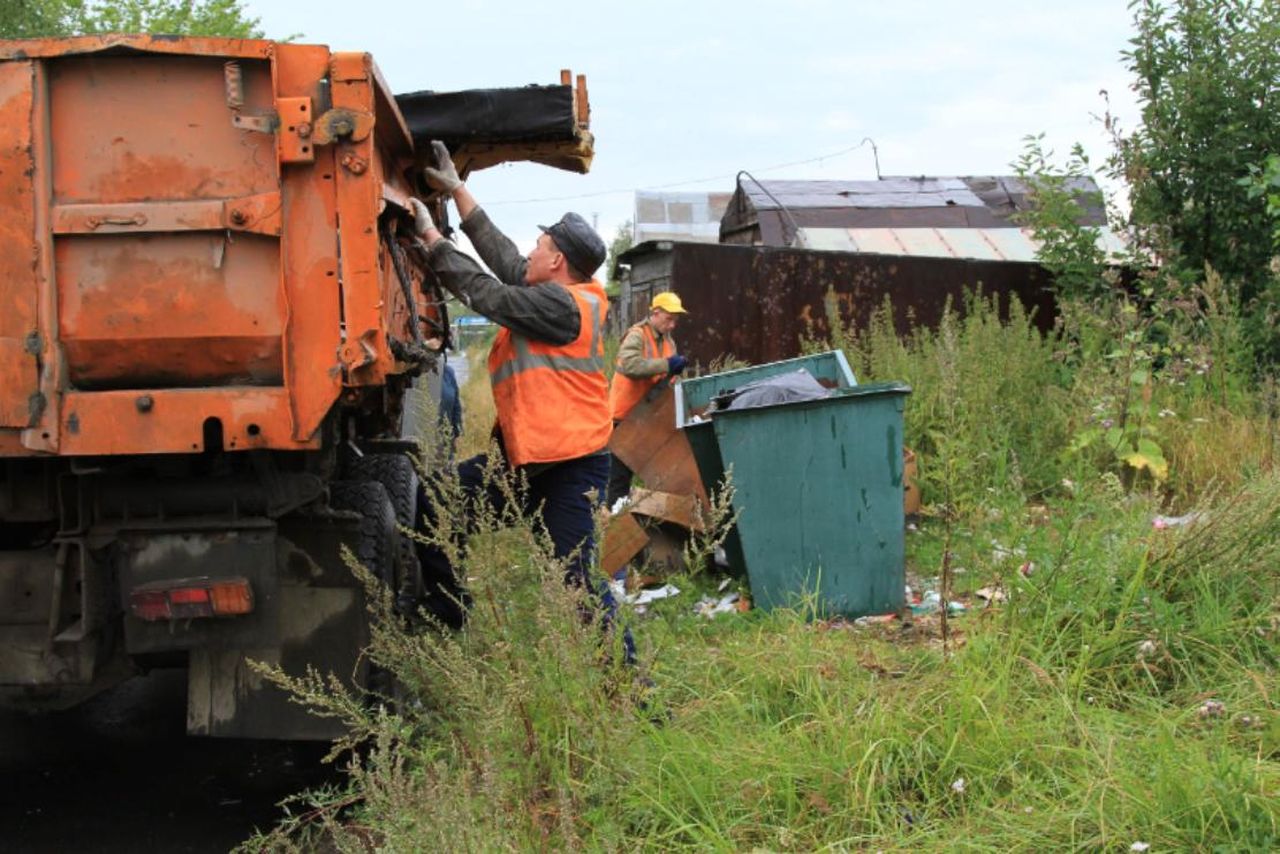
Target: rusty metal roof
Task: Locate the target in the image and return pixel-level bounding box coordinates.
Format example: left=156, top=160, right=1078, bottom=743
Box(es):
left=736, top=175, right=1107, bottom=226
left=743, top=177, right=984, bottom=209
left=798, top=225, right=1128, bottom=262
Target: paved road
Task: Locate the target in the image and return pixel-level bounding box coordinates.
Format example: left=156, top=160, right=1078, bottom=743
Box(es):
left=0, top=670, right=339, bottom=853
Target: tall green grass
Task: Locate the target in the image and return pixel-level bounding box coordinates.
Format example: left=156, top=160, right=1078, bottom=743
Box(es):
left=244, top=473, right=1278, bottom=851
left=808, top=287, right=1279, bottom=514
left=245, top=289, right=1278, bottom=852
left=805, top=289, right=1073, bottom=510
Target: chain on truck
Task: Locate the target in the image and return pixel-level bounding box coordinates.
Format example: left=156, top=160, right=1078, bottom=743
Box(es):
left=0, top=35, right=594, bottom=739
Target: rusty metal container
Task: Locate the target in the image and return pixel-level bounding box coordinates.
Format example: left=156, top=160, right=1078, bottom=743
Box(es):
left=0, top=35, right=438, bottom=458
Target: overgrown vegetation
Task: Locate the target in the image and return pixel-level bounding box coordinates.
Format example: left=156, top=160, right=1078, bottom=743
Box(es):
left=0, top=0, right=263, bottom=38
left=246, top=455, right=1280, bottom=850
left=1114, top=0, right=1280, bottom=366
left=247, top=272, right=1280, bottom=849
left=243, top=1, right=1278, bottom=849
left=605, top=219, right=634, bottom=292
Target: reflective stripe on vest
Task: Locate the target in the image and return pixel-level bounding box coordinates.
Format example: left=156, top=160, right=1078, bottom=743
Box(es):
left=609, top=320, right=673, bottom=421
left=490, top=289, right=605, bottom=386
left=487, top=281, right=612, bottom=467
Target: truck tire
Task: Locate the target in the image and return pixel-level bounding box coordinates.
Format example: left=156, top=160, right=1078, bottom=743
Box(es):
left=346, top=453, right=422, bottom=608
left=329, top=479, right=404, bottom=704
left=329, top=480, right=397, bottom=588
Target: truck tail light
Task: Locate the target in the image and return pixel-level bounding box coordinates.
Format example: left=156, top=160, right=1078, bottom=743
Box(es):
left=129, top=578, right=253, bottom=621
left=209, top=580, right=253, bottom=616
left=130, top=589, right=171, bottom=621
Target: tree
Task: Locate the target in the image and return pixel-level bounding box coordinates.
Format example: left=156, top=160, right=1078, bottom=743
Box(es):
left=0, top=1, right=68, bottom=37
left=605, top=219, right=634, bottom=289
left=0, top=0, right=263, bottom=39
left=1244, top=154, right=1280, bottom=250
left=1013, top=134, right=1111, bottom=302
left=1115, top=0, right=1280, bottom=301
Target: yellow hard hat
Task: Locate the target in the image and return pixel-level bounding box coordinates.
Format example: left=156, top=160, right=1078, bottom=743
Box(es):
left=651, top=291, right=687, bottom=314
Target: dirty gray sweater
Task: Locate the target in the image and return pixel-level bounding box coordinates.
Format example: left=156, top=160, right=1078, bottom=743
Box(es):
left=419, top=208, right=580, bottom=346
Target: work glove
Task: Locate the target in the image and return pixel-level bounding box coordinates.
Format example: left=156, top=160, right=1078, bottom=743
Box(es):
left=407, top=197, right=431, bottom=237
left=666, top=354, right=688, bottom=375
left=423, top=139, right=462, bottom=194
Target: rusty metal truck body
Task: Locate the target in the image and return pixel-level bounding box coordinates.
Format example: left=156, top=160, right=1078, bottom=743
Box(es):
left=0, top=35, right=591, bottom=739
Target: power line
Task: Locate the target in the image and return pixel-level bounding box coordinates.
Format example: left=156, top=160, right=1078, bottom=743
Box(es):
left=483, top=139, right=881, bottom=206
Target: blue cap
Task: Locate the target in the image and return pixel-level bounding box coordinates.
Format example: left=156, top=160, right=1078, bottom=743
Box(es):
left=538, top=212, right=606, bottom=278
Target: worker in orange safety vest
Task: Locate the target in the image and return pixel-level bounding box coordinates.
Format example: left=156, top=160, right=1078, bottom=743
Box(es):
left=605, top=292, right=688, bottom=507
left=407, top=141, right=628, bottom=662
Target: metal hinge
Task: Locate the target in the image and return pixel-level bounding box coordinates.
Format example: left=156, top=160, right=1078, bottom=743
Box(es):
left=224, top=61, right=314, bottom=163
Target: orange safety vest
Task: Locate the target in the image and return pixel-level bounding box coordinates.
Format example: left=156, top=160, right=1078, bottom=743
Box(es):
left=609, top=321, right=675, bottom=421
left=487, top=280, right=612, bottom=467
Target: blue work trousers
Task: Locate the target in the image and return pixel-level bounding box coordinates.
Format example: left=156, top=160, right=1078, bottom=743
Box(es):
left=415, top=451, right=633, bottom=661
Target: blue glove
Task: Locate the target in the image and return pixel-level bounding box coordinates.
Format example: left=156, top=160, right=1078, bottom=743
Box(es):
left=666, top=354, right=688, bottom=375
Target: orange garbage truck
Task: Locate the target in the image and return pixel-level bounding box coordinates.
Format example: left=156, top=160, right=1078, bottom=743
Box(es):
left=0, top=35, right=593, bottom=738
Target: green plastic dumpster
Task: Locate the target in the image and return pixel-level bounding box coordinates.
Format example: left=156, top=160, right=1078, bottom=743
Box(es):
left=675, top=351, right=859, bottom=499
left=675, top=352, right=910, bottom=617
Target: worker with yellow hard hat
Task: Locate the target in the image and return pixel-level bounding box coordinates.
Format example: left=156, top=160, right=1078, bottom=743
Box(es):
left=605, top=291, right=688, bottom=506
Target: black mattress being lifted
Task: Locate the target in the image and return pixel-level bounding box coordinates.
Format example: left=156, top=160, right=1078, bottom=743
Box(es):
left=394, top=84, right=577, bottom=145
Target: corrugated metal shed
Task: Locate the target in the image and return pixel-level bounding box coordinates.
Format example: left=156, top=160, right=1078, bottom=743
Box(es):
left=617, top=240, right=1058, bottom=368
left=720, top=175, right=1108, bottom=246
left=799, top=225, right=1128, bottom=262
left=633, top=190, right=733, bottom=244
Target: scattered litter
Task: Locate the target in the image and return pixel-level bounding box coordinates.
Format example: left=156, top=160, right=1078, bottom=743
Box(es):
left=1136, top=639, right=1160, bottom=660
left=1130, top=843, right=1150, bottom=853
left=717, top=577, right=733, bottom=592
left=696, top=592, right=743, bottom=618
left=854, top=613, right=898, bottom=626
left=713, top=545, right=729, bottom=567
left=975, top=586, right=1006, bottom=603
left=911, top=590, right=966, bottom=615
left=950, top=777, right=966, bottom=794
left=609, top=496, right=631, bottom=516
left=1152, top=511, right=1202, bottom=530
left=608, top=577, right=626, bottom=603
left=627, top=584, right=681, bottom=607
left=990, top=540, right=1026, bottom=562
left=1019, top=561, right=1036, bottom=577
left=1197, top=699, right=1225, bottom=719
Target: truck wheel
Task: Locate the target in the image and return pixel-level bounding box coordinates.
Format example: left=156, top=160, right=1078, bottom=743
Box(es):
left=329, top=480, right=397, bottom=588
left=346, top=453, right=422, bottom=608
left=329, top=479, right=405, bottom=704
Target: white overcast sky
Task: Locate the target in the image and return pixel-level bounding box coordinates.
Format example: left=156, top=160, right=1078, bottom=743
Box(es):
left=249, top=0, right=1140, bottom=251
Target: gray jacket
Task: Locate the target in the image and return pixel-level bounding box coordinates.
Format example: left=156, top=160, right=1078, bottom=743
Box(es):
left=419, top=208, right=580, bottom=345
